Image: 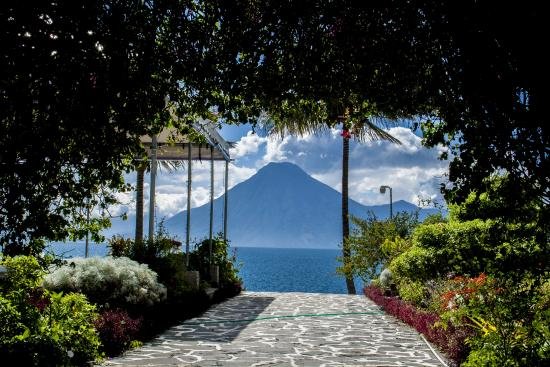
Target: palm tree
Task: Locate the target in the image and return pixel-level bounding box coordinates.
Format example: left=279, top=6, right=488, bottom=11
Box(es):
left=135, top=162, right=146, bottom=244
left=134, top=159, right=183, bottom=244
left=269, top=112, right=400, bottom=294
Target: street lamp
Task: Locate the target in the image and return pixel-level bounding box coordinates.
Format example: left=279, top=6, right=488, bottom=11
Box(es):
left=380, top=185, right=393, bottom=219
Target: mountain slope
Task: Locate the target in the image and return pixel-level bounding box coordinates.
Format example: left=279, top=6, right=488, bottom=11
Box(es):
left=163, top=162, right=439, bottom=249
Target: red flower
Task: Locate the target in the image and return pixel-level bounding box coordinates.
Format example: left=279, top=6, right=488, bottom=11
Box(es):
left=341, top=129, right=352, bottom=139
left=472, top=273, right=487, bottom=286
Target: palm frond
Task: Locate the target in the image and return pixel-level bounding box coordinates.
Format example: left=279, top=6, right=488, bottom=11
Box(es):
left=269, top=121, right=329, bottom=138
left=158, top=160, right=184, bottom=173
left=353, top=118, right=401, bottom=144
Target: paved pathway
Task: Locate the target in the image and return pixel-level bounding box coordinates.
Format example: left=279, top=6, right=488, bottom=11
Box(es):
left=103, top=292, right=446, bottom=366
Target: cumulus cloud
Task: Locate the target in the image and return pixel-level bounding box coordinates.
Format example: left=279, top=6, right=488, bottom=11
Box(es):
left=155, top=193, right=186, bottom=218
left=263, top=135, right=291, bottom=162
left=120, top=125, right=449, bottom=220
left=230, top=131, right=267, bottom=159
left=260, top=126, right=448, bottom=206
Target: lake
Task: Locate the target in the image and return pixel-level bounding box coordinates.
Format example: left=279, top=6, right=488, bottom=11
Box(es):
left=46, top=243, right=364, bottom=294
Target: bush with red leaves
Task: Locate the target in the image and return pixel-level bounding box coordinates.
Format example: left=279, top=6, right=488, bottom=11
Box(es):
left=94, top=308, right=142, bottom=356
left=364, top=285, right=473, bottom=364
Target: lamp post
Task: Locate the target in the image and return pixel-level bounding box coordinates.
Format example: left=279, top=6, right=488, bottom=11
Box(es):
left=380, top=185, right=393, bottom=219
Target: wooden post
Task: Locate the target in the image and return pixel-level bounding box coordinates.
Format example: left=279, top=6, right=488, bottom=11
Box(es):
left=148, top=135, right=157, bottom=242
left=223, top=159, right=229, bottom=242
left=186, top=142, right=192, bottom=267
left=85, top=198, right=90, bottom=258
left=209, top=146, right=214, bottom=265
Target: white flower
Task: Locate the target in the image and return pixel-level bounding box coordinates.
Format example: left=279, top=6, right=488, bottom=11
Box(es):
left=43, top=256, right=167, bottom=306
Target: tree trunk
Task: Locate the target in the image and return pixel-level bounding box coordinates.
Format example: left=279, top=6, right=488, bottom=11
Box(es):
left=135, top=165, right=145, bottom=244
left=342, top=129, right=356, bottom=294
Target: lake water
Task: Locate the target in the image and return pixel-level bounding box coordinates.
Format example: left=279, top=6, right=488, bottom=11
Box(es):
left=46, top=243, right=364, bottom=294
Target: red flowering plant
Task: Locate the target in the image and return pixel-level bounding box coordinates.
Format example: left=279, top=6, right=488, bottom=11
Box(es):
left=439, top=273, right=488, bottom=313
left=27, top=287, right=51, bottom=312
left=438, top=274, right=550, bottom=366
left=94, top=308, right=143, bottom=356
left=437, top=273, right=500, bottom=342
left=365, top=284, right=474, bottom=363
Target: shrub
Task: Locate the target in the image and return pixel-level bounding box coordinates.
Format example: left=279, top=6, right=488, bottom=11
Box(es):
left=365, top=284, right=473, bottom=364
left=109, top=230, right=193, bottom=302
left=108, top=236, right=134, bottom=258
left=397, top=279, right=426, bottom=308
left=150, top=252, right=191, bottom=299
left=339, top=211, right=419, bottom=281
left=188, top=235, right=241, bottom=288
left=41, top=292, right=103, bottom=366
left=94, top=308, right=142, bottom=356
left=0, top=256, right=102, bottom=366
left=440, top=275, right=550, bottom=367
left=407, top=203, right=547, bottom=281
left=43, top=256, right=166, bottom=308
left=390, top=245, right=438, bottom=282
left=109, top=222, right=182, bottom=263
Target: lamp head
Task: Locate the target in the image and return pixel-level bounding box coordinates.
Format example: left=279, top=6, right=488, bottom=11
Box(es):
left=380, top=186, right=386, bottom=194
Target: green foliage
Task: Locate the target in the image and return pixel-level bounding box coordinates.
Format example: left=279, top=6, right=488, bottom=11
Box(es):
left=43, top=257, right=166, bottom=309
left=188, top=235, right=241, bottom=287
left=108, top=236, right=135, bottom=258
left=421, top=213, right=448, bottom=225
left=1, top=0, right=261, bottom=255
left=397, top=279, right=427, bottom=308
left=42, top=292, right=103, bottom=366
left=109, top=235, right=181, bottom=265
left=381, top=236, right=413, bottom=262
left=109, top=227, right=193, bottom=301
left=440, top=276, right=550, bottom=367
left=390, top=246, right=438, bottom=282
left=390, top=177, right=549, bottom=365
left=151, top=253, right=190, bottom=300
left=391, top=188, right=548, bottom=283
left=1, top=254, right=44, bottom=289
left=110, top=222, right=182, bottom=262
left=340, top=211, right=419, bottom=281
left=0, top=256, right=102, bottom=366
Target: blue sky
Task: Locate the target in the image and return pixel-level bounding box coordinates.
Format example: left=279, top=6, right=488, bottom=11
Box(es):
left=112, top=122, right=449, bottom=219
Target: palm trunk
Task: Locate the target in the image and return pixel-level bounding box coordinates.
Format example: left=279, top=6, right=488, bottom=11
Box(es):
left=342, top=130, right=356, bottom=294
left=135, top=165, right=145, bottom=244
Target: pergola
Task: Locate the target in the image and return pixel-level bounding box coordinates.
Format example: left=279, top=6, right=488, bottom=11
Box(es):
left=140, top=120, right=231, bottom=265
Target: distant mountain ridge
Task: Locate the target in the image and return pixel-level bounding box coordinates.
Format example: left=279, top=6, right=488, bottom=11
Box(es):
left=161, top=162, right=440, bottom=249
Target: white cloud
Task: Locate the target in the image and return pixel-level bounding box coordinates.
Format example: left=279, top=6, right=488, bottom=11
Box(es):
left=229, top=164, right=257, bottom=188
left=155, top=193, right=186, bottom=218
left=230, top=131, right=267, bottom=158
left=347, top=166, right=446, bottom=206
left=118, top=124, right=449, bottom=220
left=386, top=126, right=422, bottom=153
left=263, top=136, right=291, bottom=162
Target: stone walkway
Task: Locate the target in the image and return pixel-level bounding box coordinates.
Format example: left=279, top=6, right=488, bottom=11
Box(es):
left=102, top=292, right=447, bottom=366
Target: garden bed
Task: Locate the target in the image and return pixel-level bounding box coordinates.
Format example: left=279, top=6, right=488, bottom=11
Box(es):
left=364, top=284, right=472, bottom=365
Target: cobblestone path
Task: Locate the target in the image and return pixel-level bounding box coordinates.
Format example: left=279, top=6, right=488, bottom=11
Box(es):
left=102, top=292, right=447, bottom=366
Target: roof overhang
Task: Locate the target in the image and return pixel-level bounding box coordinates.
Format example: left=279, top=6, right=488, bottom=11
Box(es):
left=140, top=122, right=231, bottom=162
